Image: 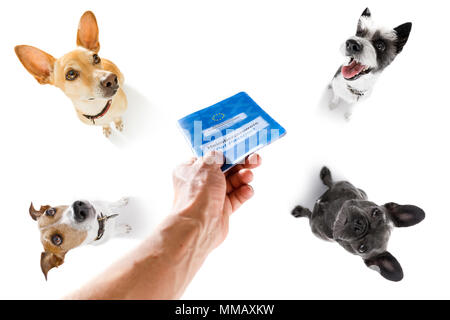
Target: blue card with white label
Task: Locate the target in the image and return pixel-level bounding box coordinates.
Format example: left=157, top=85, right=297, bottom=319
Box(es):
left=178, top=92, right=286, bottom=172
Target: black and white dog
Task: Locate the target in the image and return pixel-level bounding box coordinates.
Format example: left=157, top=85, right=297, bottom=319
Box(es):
left=329, top=8, right=412, bottom=117
left=292, top=167, right=425, bottom=281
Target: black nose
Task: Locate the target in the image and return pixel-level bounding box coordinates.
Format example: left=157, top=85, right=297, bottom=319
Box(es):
left=353, top=218, right=367, bottom=235
left=73, top=201, right=90, bottom=222
left=101, top=73, right=118, bottom=89
left=346, top=39, right=362, bottom=54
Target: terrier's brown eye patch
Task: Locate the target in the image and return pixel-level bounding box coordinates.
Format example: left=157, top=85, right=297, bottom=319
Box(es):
left=51, top=234, right=63, bottom=246
left=45, top=208, right=56, bottom=217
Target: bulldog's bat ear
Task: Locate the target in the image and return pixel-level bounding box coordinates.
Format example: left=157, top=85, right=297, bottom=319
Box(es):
left=41, top=251, right=65, bottom=280
left=364, top=251, right=403, bottom=282
left=383, top=202, right=425, bottom=227
left=361, top=8, right=371, bottom=18
left=394, top=22, right=412, bottom=53
left=29, top=202, right=50, bottom=221
left=77, top=11, right=100, bottom=53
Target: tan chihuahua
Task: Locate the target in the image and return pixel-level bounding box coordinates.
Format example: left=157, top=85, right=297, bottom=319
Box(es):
left=15, top=11, right=127, bottom=137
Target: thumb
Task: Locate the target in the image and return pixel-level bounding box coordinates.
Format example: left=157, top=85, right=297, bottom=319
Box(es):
left=202, top=150, right=224, bottom=168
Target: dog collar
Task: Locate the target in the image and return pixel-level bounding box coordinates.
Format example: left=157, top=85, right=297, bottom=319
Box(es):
left=96, top=213, right=119, bottom=241
left=83, top=100, right=112, bottom=124
left=347, top=85, right=366, bottom=99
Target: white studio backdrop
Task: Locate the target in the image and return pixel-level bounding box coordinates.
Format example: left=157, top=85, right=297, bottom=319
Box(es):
left=0, top=0, right=448, bottom=299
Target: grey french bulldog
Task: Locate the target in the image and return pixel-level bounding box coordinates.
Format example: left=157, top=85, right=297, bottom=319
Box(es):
left=292, top=167, right=425, bottom=281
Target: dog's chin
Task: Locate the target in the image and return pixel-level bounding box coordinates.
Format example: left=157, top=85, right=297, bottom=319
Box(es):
left=341, top=57, right=372, bottom=81
left=86, top=89, right=118, bottom=101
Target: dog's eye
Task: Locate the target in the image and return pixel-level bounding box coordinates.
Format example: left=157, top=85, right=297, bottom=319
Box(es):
left=93, top=54, right=101, bottom=65
left=374, top=40, right=386, bottom=51
left=51, top=234, right=63, bottom=246
left=372, top=208, right=382, bottom=217
left=358, top=244, right=368, bottom=253
left=65, top=69, right=79, bottom=81
left=45, top=208, right=56, bottom=217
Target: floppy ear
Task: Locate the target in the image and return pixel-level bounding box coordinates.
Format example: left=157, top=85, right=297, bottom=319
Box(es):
left=29, top=202, right=50, bottom=221
left=394, top=22, right=412, bottom=53
left=14, top=45, right=56, bottom=84
left=41, top=251, right=65, bottom=280
left=77, top=11, right=100, bottom=53
left=361, top=8, right=371, bottom=18
left=383, top=202, right=425, bottom=227
left=364, top=251, right=403, bottom=282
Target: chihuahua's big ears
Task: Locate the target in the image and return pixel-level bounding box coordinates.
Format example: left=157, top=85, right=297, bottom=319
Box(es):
left=364, top=251, right=403, bottom=281
left=29, top=202, right=50, bottom=221
left=14, top=46, right=56, bottom=85
left=383, top=202, right=425, bottom=227
left=77, top=11, right=100, bottom=53
left=394, top=23, right=412, bottom=53
left=41, top=251, right=65, bottom=280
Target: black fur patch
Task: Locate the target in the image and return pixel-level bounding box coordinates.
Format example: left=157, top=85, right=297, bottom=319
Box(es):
left=394, top=23, right=412, bottom=53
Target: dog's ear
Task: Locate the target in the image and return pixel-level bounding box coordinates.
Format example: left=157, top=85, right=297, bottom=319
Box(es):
left=41, top=251, right=65, bottom=280
left=14, top=45, right=56, bottom=84
left=29, top=202, right=50, bottom=221
left=357, top=8, right=371, bottom=34
left=394, top=22, right=412, bottom=53
left=77, top=11, right=100, bottom=53
left=364, top=251, right=403, bottom=281
left=383, top=202, right=425, bottom=227
left=361, top=8, right=371, bottom=18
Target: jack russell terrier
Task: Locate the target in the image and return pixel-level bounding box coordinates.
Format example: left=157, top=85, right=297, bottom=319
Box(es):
left=292, top=167, right=425, bottom=281
left=15, top=11, right=127, bottom=137
left=329, top=8, right=412, bottom=118
left=30, top=198, right=131, bottom=279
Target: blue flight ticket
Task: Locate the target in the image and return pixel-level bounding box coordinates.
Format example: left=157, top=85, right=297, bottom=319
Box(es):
left=178, top=92, right=286, bottom=172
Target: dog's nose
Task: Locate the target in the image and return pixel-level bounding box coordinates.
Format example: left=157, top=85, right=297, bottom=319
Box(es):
left=346, top=39, right=362, bottom=54
left=72, top=201, right=90, bottom=223
left=353, top=218, right=367, bottom=235
left=101, top=73, right=118, bottom=89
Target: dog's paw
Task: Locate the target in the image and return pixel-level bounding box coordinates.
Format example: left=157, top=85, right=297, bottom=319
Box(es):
left=329, top=100, right=339, bottom=110
left=118, top=224, right=132, bottom=234
left=344, top=112, right=352, bottom=121
left=291, top=206, right=311, bottom=218
left=329, top=95, right=340, bottom=110
left=103, top=126, right=112, bottom=137
left=115, top=119, right=124, bottom=132
left=117, top=197, right=130, bottom=207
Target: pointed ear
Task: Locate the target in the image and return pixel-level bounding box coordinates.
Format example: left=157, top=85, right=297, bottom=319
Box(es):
left=41, top=251, right=65, bottom=280
left=361, top=8, right=371, bottom=18
left=29, top=202, right=50, bottom=221
left=77, top=11, right=100, bottom=53
left=384, top=202, right=425, bottom=227
left=364, top=251, right=403, bottom=282
left=394, top=22, right=412, bottom=53
left=14, top=45, right=56, bottom=84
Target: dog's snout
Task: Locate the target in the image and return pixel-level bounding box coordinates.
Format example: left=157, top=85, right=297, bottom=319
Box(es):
left=73, top=201, right=91, bottom=223
left=100, top=73, right=119, bottom=98
left=346, top=39, right=362, bottom=54
left=352, top=218, right=367, bottom=235
left=101, top=74, right=118, bottom=89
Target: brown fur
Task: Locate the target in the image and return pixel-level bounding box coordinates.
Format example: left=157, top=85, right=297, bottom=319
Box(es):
left=15, top=11, right=127, bottom=137
left=30, top=203, right=88, bottom=279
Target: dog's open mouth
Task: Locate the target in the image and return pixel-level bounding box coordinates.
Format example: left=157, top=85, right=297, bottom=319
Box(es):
left=342, top=58, right=371, bottom=80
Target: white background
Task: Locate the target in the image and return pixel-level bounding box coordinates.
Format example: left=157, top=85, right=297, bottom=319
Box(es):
left=0, top=0, right=448, bottom=299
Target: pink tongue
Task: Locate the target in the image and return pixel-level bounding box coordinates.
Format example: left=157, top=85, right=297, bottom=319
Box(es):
left=342, top=60, right=365, bottom=79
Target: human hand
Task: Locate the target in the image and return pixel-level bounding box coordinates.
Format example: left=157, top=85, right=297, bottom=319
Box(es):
left=172, top=151, right=262, bottom=251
